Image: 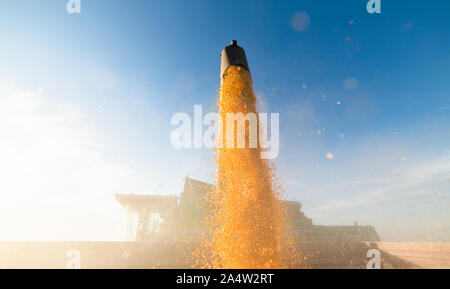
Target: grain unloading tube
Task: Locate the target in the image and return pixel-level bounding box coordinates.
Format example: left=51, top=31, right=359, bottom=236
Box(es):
left=220, top=40, right=250, bottom=79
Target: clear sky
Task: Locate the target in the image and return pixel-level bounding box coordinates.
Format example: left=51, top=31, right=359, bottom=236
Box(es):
left=0, top=0, right=449, bottom=241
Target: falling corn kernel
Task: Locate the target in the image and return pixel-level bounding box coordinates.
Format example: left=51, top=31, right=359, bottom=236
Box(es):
left=195, top=66, right=298, bottom=269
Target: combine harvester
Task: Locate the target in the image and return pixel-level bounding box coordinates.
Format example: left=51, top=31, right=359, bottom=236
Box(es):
left=0, top=178, right=448, bottom=268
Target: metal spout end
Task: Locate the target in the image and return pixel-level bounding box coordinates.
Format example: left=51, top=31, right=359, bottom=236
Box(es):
left=220, top=40, right=250, bottom=79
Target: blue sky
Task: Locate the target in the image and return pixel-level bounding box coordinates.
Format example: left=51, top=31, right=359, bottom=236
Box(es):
left=0, top=0, right=449, bottom=241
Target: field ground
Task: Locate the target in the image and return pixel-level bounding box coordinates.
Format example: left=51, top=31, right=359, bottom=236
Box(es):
left=0, top=241, right=448, bottom=269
